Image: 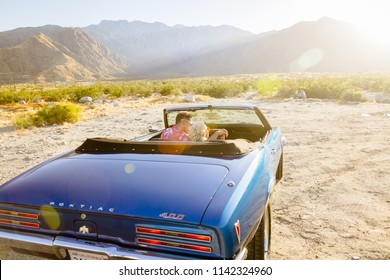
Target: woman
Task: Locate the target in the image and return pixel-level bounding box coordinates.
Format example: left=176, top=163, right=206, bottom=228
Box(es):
left=189, top=121, right=228, bottom=142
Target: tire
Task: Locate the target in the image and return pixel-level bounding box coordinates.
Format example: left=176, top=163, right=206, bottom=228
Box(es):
left=246, top=203, right=271, bottom=260
left=276, top=152, right=283, bottom=182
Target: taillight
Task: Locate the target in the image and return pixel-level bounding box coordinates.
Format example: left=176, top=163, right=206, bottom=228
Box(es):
left=137, top=237, right=212, bottom=253
left=136, top=226, right=212, bottom=254
left=0, top=209, right=38, bottom=220
left=136, top=227, right=211, bottom=242
left=0, top=209, right=40, bottom=229
left=0, top=218, right=40, bottom=229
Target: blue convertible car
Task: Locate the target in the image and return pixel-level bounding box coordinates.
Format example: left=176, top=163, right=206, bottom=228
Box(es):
left=0, top=104, right=283, bottom=260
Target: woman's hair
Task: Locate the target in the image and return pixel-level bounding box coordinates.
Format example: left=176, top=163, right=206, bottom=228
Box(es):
left=189, top=121, right=208, bottom=142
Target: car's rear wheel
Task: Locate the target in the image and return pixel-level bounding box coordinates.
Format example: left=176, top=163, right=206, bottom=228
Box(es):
left=276, top=152, right=283, bottom=182
left=246, top=203, right=271, bottom=260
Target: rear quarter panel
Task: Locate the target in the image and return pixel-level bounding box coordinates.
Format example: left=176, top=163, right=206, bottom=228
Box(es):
left=201, top=148, right=272, bottom=258
left=200, top=126, right=283, bottom=258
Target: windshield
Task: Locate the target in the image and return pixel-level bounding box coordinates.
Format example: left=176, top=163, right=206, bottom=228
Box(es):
left=166, top=108, right=263, bottom=127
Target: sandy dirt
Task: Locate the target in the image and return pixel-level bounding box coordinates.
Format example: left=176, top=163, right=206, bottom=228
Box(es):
left=0, top=94, right=389, bottom=260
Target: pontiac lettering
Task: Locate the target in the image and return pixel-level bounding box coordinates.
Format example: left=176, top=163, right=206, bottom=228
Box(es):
left=49, top=202, right=114, bottom=213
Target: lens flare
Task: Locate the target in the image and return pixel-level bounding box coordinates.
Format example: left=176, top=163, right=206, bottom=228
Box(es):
left=157, top=143, right=187, bottom=155
left=40, top=205, right=61, bottom=230
left=124, top=163, right=136, bottom=174
left=290, top=48, right=325, bottom=71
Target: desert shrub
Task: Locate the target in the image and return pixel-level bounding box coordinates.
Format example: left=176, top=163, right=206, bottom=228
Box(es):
left=304, top=83, right=342, bottom=99
left=350, top=74, right=390, bottom=93
left=341, top=92, right=365, bottom=102
left=40, top=89, right=65, bottom=102
left=0, top=89, right=19, bottom=103
left=276, top=85, right=298, bottom=98
left=253, top=78, right=283, bottom=96
left=304, top=78, right=363, bottom=99
left=102, top=86, right=125, bottom=98
left=0, top=88, right=36, bottom=103
left=13, top=116, right=30, bottom=129
left=205, top=83, right=230, bottom=98
left=159, top=84, right=182, bottom=96
left=271, top=76, right=364, bottom=100
left=131, top=84, right=153, bottom=98
left=68, top=86, right=102, bottom=102
left=14, top=103, right=81, bottom=128
left=197, top=81, right=247, bottom=98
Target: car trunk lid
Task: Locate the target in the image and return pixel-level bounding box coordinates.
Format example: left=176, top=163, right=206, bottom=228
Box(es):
left=0, top=157, right=228, bottom=224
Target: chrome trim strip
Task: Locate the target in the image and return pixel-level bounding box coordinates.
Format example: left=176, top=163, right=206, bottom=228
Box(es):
left=234, top=248, right=248, bottom=260
left=53, top=236, right=198, bottom=260
left=0, top=229, right=53, bottom=246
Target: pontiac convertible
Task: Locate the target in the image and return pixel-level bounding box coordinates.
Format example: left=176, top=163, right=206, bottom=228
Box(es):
left=0, top=104, right=283, bottom=260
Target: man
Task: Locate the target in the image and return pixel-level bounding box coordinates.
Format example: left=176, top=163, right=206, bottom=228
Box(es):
left=161, top=112, right=192, bottom=141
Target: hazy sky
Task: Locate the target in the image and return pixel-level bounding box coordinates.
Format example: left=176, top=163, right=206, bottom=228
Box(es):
left=1, top=0, right=389, bottom=34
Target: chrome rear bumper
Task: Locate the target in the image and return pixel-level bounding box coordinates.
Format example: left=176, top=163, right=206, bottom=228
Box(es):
left=0, top=229, right=247, bottom=260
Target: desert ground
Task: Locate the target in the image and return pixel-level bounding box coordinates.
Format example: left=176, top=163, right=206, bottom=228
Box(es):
left=0, top=93, right=389, bottom=260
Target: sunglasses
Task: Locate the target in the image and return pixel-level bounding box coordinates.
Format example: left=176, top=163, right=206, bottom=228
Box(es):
left=183, top=119, right=192, bottom=126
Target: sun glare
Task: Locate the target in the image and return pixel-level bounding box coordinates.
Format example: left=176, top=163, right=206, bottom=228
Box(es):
left=339, top=2, right=390, bottom=45
left=323, top=0, right=390, bottom=45
left=357, top=17, right=390, bottom=45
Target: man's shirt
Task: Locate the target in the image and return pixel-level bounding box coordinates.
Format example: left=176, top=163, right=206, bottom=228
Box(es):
left=161, top=125, right=190, bottom=141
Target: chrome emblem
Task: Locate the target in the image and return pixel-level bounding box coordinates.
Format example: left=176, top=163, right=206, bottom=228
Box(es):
left=49, top=201, right=114, bottom=213
left=79, top=225, right=90, bottom=234
left=159, top=212, right=185, bottom=220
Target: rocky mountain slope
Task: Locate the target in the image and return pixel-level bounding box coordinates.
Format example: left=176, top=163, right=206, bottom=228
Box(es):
left=0, top=26, right=127, bottom=83
left=84, top=20, right=255, bottom=77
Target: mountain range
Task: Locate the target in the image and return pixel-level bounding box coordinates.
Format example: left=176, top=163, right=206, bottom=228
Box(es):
left=0, top=17, right=389, bottom=83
